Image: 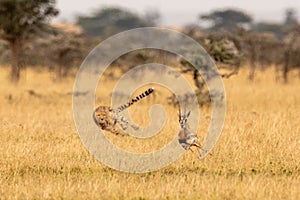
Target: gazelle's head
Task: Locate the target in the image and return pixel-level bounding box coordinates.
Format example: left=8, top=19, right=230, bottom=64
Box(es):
left=177, top=109, right=191, bottom=129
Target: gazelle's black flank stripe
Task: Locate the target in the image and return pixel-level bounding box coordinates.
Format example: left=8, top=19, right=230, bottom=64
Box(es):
left=114, top=88, right=154, bottom=113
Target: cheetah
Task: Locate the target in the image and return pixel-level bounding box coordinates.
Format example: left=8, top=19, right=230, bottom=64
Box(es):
left=93, top=88, right=154, bottom=135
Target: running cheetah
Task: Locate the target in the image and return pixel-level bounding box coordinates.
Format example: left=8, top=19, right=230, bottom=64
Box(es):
left=93, top=88, right=154, bottom=135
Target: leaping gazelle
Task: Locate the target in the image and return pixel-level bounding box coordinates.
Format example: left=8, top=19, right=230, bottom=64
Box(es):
left=177, top=109, right=202, bottom=153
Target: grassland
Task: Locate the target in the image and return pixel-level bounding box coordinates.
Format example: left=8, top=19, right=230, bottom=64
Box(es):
left=0, top=66, right=299, bottom=199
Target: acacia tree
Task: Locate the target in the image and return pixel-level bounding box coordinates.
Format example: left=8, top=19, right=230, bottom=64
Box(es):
left=200, top=9, right=252, bottom=32
left=0, top=0, right=58, bottom=82
left=76, top=7, right=155, bottom=39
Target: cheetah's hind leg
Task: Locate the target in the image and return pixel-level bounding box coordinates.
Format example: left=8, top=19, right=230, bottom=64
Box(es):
left=117, top=114, right=139, bottom=132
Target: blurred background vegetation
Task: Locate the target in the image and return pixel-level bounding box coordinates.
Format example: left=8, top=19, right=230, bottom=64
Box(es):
left=0, top=0, right=299, bottom=85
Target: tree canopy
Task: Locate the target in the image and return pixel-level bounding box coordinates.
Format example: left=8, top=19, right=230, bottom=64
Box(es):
left=76, top=7, right=156, bottom=39
left=0, top=0, right=58, bottom=42
left=285, top=8, right=298, bottom=26
left=200, top=8, right=253, bottom=31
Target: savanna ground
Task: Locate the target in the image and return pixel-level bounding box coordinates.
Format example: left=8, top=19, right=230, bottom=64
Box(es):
left=0, top=65, right=299, bottom=200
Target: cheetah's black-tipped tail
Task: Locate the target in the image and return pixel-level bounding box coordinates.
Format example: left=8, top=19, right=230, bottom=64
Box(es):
left=115, top=87, right=154, bottom=113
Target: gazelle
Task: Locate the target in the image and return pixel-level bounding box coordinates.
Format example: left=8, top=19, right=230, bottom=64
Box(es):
left=177, top=109, right=202, bottom=152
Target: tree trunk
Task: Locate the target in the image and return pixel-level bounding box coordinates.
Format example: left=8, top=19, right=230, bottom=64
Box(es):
left=193, top=70, right=201, bottom=89
left=9, top=39, right=22, bottom=83
left=248, top=42, right=257, bottom=81
left=248, top=61, right=256, bottom=81
left=283, top=50, right=289, bottom=84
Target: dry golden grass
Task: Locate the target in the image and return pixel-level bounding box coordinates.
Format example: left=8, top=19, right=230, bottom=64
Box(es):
left=0, top=66, right=299, bottom=199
